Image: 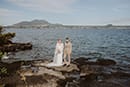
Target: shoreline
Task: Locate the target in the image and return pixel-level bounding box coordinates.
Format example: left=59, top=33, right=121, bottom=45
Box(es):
left=4, top=25, right=130, bottom=29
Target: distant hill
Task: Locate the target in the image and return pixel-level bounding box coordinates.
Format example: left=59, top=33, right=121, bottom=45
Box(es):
left=12, top=19, right=51, bottom=28
left=4, top=19, right=130, bottom=29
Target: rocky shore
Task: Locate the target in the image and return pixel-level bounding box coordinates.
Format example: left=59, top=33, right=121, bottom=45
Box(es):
left=0, top=43, right=32, bottom=52
left=0, top=57, right=130, bottom=87
left=0, top=26, right=32, bottom=53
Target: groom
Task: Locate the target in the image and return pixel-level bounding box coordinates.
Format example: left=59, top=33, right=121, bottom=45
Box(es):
left=63, top=37, right=72, bottom=66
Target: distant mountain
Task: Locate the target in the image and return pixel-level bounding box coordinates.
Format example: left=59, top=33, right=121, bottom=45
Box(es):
left=12, top=19, right=51, bottom=28
left=4, top=19, right=130, bottom=29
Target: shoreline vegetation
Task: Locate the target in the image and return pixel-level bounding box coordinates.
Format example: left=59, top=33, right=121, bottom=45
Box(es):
left=4, top=19, right=130, bottom=29
left=0, top=26, right=32, bottom=52
left=0, top=25, right=32, bottom=78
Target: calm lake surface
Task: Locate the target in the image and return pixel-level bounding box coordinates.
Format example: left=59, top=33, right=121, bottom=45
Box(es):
left=5, top=28, right=130, bottom=65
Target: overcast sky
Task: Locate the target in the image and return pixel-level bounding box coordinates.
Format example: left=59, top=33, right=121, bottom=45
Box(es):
left=0, top=0, right=130, bottom=25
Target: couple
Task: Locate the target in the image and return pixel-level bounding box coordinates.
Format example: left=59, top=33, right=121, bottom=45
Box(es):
left=47, top=37, right=72, bottom=67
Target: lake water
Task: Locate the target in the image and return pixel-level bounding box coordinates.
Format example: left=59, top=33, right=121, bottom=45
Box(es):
left=5, top=28, right=130, bottom=65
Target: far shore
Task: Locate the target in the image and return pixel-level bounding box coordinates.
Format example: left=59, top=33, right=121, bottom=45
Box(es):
left=3, top=19, right=130, bottom=29
left=4, top=25, right=130, bottom=29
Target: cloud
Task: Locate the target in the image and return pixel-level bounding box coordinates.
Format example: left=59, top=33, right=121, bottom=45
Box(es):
left=113, top=18, right=130, bottom=23
left=105, top=18, right=130, bottom=25
left=0, top=8, right=25, bottom=25
left=7, top=0, right=78, bottom=13
left=0, top=8, right=22, bottom=17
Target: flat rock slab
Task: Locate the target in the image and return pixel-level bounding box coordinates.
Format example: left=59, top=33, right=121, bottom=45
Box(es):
left=47, top=63, right=79, bottom=72
left=33, top=60, right=79, bottom=72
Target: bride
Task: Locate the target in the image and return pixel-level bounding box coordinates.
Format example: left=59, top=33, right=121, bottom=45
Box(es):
left=47, top=39, right=64, bottom=67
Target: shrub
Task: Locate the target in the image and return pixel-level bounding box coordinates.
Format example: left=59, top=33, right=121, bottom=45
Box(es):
left=0, top=26, right=16, bottom=45
left=0, top=52, right=3, bottom=60
left=0, top=67, right=7, bottom=74
left=0, top=26, right=3, bottom=34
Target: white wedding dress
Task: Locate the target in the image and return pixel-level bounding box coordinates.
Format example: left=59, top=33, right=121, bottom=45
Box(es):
left=47, top=43, right=64, bottom=67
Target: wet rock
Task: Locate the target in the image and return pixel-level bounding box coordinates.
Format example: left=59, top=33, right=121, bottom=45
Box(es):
left=96, top=58, right=116, bottom=66
left=111, top=71, right=130, bottom=77
left=80, top=65, right=98, bottom=76
left=74, top=58, right=116, bottom=66
left=0, top=74, right=23, bottom=85
left=14, top=43, right=32, bottom=51
left=57, top=79, right=66, bottom=87
left=1, top=74, right=58, bottom=87
left=74, top=57, right=100, bottom=67
left=57, top=75, right=80, bottom=87
left=25, top=75, right=47, bottom=85
left=73, top=57, right=89, bottom=66
left=72, top=57, right=129, bottom=87
left=79, top=79, right=126, bottom=87
left=0, top=43, right=32, bottom=52
left=0, top=61, right=21, bottom=77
